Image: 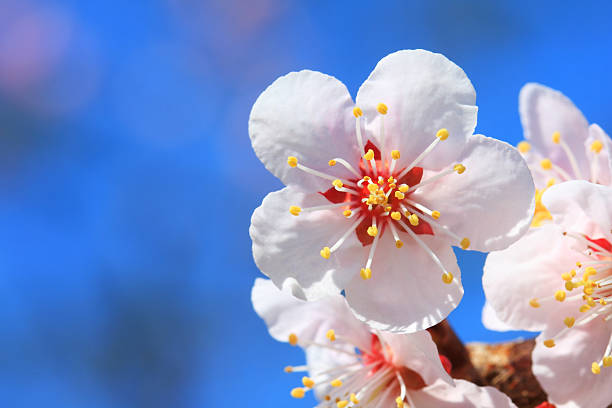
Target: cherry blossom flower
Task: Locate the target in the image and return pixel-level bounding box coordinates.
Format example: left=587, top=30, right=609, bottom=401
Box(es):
left=483, top=181, right=612, bottom=407
left=249, top=49, right=535, bottom=333
left=252, top=278, right=517, bottom=408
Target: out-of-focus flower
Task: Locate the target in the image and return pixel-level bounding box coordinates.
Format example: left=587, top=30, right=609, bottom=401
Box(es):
left=252, top=278, right=517, bottom=407
left=483, top=181, right=612, bottom=407
left=249, top=49, right=534, bottom=333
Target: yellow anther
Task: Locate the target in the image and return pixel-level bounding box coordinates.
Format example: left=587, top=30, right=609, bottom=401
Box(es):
left=302, top=376, right=315, bottom=388
left=409, top=213, right=419, bottom=226
left=584, top=267, right=597, bottom=277
left=601, top=299, right=608, bottom=305
left=552, top=131, right=561, bottom=144
left=584, top=287, right=594, bottom=296
left=326, top=329, right=336, bottom=342
left=591, top=140, right=603, bottom=153
left=290, top=388, right=305, bottom=398
left=391, top=150, right=400, bottom=160
left=328, top=159, right=337, bottom=166
left=565, top=281, right=574, bottom=291
left=561, top=272, right=572, bottom=281
left=396, top=396, right=404, bottom=408
left=337, top=401, right=349, bottom=408
left=320, top=247, right=331, bottom=259
left=395, top=191, right=405, bottom=200
left=367, top=226, right=378, bottom=237
left=517, top=141, right=531, bottom=153
left=330, top=379, right=343, bottom=387
left=367, top=183, right=378, bottom=193
left=377, top=103, right=388, bottom=115
left=543, top=339, right=555, bottom=348
left=389, top=183, right=397, bottom=189
left=284, top=366, right=293, bottom=373
left=460, top=237, right=470, bottom=250
left=385, top=206, right=392, bottom=212
left=360, top=268, right=372, bottom=280
left=546, top=178, right=556, bottom=187
left=288, top=333, right=298, bottom=346
left=398, top=184, right=409, bottom=193
left=454, top=163, right=466, bottom=174
left=586, top=297, right=596, bottom=307
left=436, top=128, right=449, bottom=140
left=364, top=149, right=375, bottom=161
left=529, top=298, right=541, bottom=308
left=343, top=209, right=352, bottom=218
left=574, top=263, right=580, bottom=269
left=432, top=210, right=441, bottom=219
left=564, top=317, right=575, bottom=328
left=324, top=395, right=331, bottom=401
left=363, top=176, right=370, bottom=181
left=580, top=304, right=591, bottom=313
left=395, top=240, right=403, bottom=248
left=555, top=290, right=566, bottom=302
left=540, top=159, right=552, bottom=170
left=603, top=356, right=612, bottom=367
left=442, top=272, right=454, bottom=284
left=592, top=362, right=601, bottom=375
left=350, top=393, right=359, bottom=404
left=391, top=211, right=402, bottom=221
left=353, top=106, right=363, bottom=117
left=289, top=206, right=302, bottom=216
left=332, top=179, right=344, bottom=189
left=288, top=156, right=298, bottom=167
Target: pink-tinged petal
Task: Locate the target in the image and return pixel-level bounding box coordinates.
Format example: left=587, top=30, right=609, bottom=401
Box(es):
left=380, top=330, right=454, bottom=385
left=542, top=180, right=612, bottom=235
left=251, top=278, right=371, bottom=350
left=410, top=379, right=518, bottom=407
left=344, top=233, right=463, bottom=333
left=250, top=187, right=364, bottom=301
left=249, top=70, right=359, bottom=191
left=415, top=134, right=535, bottom=252
left=533, top=318, right=612, bottom=408
left=519, top=83, right=590, bottom=178
left=585, top=123, right=612, bottom=185
left=356, top=49, right=477, bottom=170
left=481, top=301, right=515, bottom=332
left=304, top=345, right=360, bottom=401
left=483, top=225, right=589, bottom=331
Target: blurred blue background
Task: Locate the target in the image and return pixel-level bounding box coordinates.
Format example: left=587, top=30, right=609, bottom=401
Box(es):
left=0, top=0, right=611, bottom=406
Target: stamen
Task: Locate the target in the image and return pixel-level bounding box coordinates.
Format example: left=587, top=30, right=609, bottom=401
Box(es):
left=299, top=202, right=350, bottom=214
left=361, top=229, right=381, bottom=280
left=540, top=158, right=573, bottom=181
left=290, top=388, right=305, bottom=398
left=388, top=221, right=403, bottom=248
left=552, top=132, right=584, bottom=179
left=353, top=107, right=365, bottom=154
left=517, top=141, right=531, bottom=153
left=328, top=157, right=361, bottom=178
left=329, top=216, right=365, bottom=253
left=290, top=158, right=354, bottom=184
left=407, top=165, right=463, bottom=193
left=390, top=150, right=400, bottom=173
left=397, top=129, right=448, bottom=179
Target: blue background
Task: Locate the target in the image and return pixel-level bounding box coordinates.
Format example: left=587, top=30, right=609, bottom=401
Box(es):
left=0, top=0, right=611, bottom=406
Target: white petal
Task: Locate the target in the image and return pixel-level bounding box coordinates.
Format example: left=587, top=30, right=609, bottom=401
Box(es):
left=415, top=134, right=535, bottom=252
left=356, top=49, right=477, bottom=170
left=249, top=70, right=359, bottom=190
left=250, top=187, right=364, bottom=300
left=305, top=345, right=360, bottom=401
left=542, top=180, right=612, bottom=235
left=532, top=318, right=612, bottom=408
left=519, top=83, right=590, bottom=178
left=585, top=123, right=612, bottom=185
left=410, top=379, right=518, bottom=407
left=481, top=301, right=515, bottom=332
left=344, top=232, right=463, bottom=333
left=483, top=225, right=588, bottom=332
left=251, top=278, right=371, bottom=350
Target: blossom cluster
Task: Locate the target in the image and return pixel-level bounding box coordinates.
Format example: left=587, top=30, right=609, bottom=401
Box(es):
left=247, top=49, right=612, bottom=407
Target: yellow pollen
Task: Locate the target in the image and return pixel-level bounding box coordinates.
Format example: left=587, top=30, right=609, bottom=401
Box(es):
left=326, top=329, right=336, bottom=342
left=409, top=213, right=419, bottom=226
left=389, top=183, right=397, bottom=189
left=284, top=366, right=293, bottom=373
left=398, top=184, right=409, bottom=193
left=337, top=401, right=349, bottom=408
left=529, top=298, right=541, bottom=308
left=395, top=191, right=405, bottom=200
left=367, top=183, right=378, bottom=193
left=592, top=362, right=601, bottom=375
left=584, top=267, right=597, bottom=277
left=540, top=158, right=552, bottom=170
left=391, top=150, right=400, bottom=160
left=584, top=287, right=594, bottom=296
left=287, top=156, right=298, bottom=167
left=325, top=395, right=331, bottom=401
left=543, top=339, right=555, bottom=348
left=391, top=211, right=402, bottom=221
left=330, top=379, right=342, bottom=387
left=367, top=226, right=378, bottom=237
left=290, top=388, right=305, bottom=398
left=561, top=272, right=572, bottom=281
left=388, top=176, right=395, bottom=183
left=603, top=356, right=612, bottom=367
left=364, top=149, right=375, bottom=161
left=363, top=176, right=370, bottom=181
left=328, top=159, right=337, bottom=166
left=395, top=240, right=403, bottom=248
left=564, top=317, right=575, bottom=328
left=565, top=281, right=575, bottom=291
left=332, top=179, right=344, bottom=188
left=454, top=163, right=466, bottom=174
left=432, top=210, right=441, bottom=219
left=575, top=263, right=581, bottom=269
left=580, top=304, right=591, bottom=313
left=436, top=128, right=449, bottom=140
left=552, top=131, right=561, bottom=144
left=343, top=210, right=352, bottom=218
left=289, top=206, right=302, bottom=216
left=555, top=290, right=566, bottom=302
left=353, top=106, right=363, bottom=117
left=586, top=297, right=596, bottom=307
left=601, top=299, right=608, bottom=305
left=377, top=103, right=388, bottom=115
left=302, top=376, right=315, bottom=388
left=517, top=141, right=531, bottom=153
left=591, top=140, right=603, bottom=153
left=396, top=396, right=404, bottom=408
left=360, top=268, right=372, bottom=280
left=288, top=333, right=298, bottom=346
left=442, top=272, right=454, bottom=284
left=460, top=237, right=470, bottom=250
left=385, top=206, right=392, bottom=212
left=320, top=247, right=331, bottom=259
left=546, top=178, right=556, bottom=187
left=350, top=393, right=359, bottom=404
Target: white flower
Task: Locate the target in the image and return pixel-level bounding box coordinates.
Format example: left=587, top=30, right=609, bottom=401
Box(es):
left=252, top=278, right=517, bottom=408
left=483, top=181, right=612, bottom=407
left=249, top=49, right=535, bottom=333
